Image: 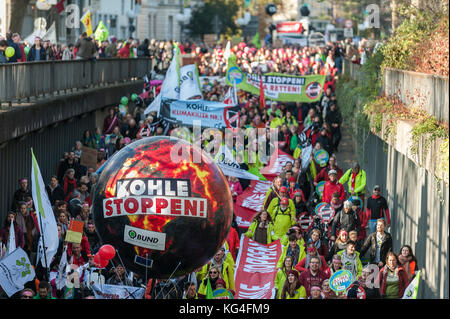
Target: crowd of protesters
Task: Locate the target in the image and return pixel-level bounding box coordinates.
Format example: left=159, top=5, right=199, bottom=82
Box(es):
left=0, top=33, right=418, bottom=300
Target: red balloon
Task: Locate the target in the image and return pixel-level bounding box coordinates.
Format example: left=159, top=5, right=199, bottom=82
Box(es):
left=94, top=253, right=109, bottom=268
left=98, top=244, right=116, bottom=260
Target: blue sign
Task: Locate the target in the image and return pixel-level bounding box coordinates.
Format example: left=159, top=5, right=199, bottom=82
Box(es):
left=329, top=269, right=353, bottom=293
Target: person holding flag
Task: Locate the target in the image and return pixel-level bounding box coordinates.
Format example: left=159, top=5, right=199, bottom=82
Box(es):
left=0, top=212, right=24, bottom=253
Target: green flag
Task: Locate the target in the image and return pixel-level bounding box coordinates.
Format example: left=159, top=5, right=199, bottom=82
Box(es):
left=251, top=32, right=260, bottom=49
left=94, top=20, right=109, bottom=42
left=206, top=278, right=214, bottom=299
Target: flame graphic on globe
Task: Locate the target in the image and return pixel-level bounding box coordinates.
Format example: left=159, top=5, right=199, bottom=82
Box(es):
left=91, top=136, right=233, bottom=279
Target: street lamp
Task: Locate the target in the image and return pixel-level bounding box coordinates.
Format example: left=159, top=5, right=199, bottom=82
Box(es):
left=127, top=8, right=136, bottom=38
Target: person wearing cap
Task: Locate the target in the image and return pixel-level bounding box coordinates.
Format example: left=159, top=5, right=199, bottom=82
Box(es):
left=366, top=185, right=391, bottom=234
left=280, top=269, right=306, bottom=299
left=292, top=190, right=308, bottom=218
left=339, top=162, right=367, bottom=205
left=313, top=155, right=344, bottom=186
left=322, top=169, right=345, bottom=204
left=330, top=200, right=361, bottom=241
left=245, top=210, right=276, bottom=245
left=267, top=194, right=297, bottom=240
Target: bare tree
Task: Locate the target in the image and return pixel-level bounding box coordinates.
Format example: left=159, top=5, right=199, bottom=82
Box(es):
left=8, top=0, right=33, bottom=34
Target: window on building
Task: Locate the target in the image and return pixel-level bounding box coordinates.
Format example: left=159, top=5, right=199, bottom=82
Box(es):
left=168, top=16, right=173, bottom=40
left=121, top=0, right=125, bottom=15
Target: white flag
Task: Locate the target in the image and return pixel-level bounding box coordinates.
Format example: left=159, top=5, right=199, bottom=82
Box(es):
left=31, top=149, right=59, bottom=269
left=43, top=22, right=57, bottom=44
left=402, top=270, right=421, bottom=299
left=6, top=218, right=16, bottom=255
left=215, top=144, right=260, bottom=180
left=179, top=64, right=203, bottom=100
left=144, top=45, right=181, bottom=115
left=224, top=40, right=231, bottom=62
left=56, top=245, right=68, bottom=290
left=0, top=248, right=36, bottom=297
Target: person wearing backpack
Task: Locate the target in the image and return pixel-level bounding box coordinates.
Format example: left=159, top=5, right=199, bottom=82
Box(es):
left=268, top=197, right=297, bottom=240
left=330, top=200, right=361, bottom=241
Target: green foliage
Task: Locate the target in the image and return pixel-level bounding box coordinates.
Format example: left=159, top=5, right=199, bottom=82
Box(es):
left=410, top=116, right=449, bottom=158
left=381, top=5, right=442, bottom=72
left=187, top=0, right=241, bottom=40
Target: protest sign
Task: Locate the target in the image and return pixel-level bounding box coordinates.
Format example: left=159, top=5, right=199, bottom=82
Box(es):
left=226, top=58, right=325, bottom=102
left=160, top=98, right=240, bottom=130
left=65, top=220, right=85, bottom=244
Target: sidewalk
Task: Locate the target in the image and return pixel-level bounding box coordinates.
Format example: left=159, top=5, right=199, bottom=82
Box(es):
left=334, top=124, right=357, bottom=175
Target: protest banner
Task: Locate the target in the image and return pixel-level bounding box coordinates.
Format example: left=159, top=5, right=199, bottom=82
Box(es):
left=80, top=146, right=98, bottom=170
left=160, top=98, right=240, bottom=130
left=260, top=149, right=294, bottom=179
left=234, top=236, right=282, bottom=299
left=226, top=58, right=325, bottom=102
left=91, top=284, right=145, bottom=299
left=0, top=248, right=36, bottom=297
left=236, top=180, right=272, bottom=213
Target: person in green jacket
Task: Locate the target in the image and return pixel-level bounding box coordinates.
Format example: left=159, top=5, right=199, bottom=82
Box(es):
left=280, top=270, right=307, bottom=299
left=267, top=196, right=296, bottom=240
left=337, top=240, right=363, bottom=280
left=245, top=210, right=276, bottom=244
left=274, top=255, right=294, bottom=299
left=339, top=162, right=367, bottom=202
left=33, top=281, right=56, bottom=299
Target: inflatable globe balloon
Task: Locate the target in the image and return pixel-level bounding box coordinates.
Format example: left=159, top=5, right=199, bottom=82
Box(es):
left=91, top=136, right=233, bottom=279
left=5, top=47, right=15, bottom=58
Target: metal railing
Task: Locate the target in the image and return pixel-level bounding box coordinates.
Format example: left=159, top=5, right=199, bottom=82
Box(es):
left=0, top=58, right=153, bottom=105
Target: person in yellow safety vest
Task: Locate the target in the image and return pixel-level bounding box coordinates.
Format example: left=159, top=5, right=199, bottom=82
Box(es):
left=280, top=225, right=306, bottom=252
left=267, top=196, right=297, bottom=240
left=196, top=247, right=235, bottom=295
left=267, top=186, right=296, bottom=220
left=245, top=210, right=276, bottom=244
left=280, top=269, right=307, bottom=299
left=269, top=113, right=283, bottom=129
left=263, top=176, right=283, bottom=210
left=274, top=255, right=295, bottom=299
left=277, top=233, right=307, bottom=269
left=339, top=162, right=367, bottom=202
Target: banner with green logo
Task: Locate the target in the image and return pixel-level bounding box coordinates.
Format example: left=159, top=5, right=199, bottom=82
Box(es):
left=226, top=57, right=326, bottom=103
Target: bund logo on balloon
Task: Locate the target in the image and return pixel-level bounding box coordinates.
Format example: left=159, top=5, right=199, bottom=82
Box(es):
left=92, top=137, right=233, bottom=279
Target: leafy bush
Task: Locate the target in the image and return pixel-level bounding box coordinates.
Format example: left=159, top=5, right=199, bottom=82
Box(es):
left=381, top=6, right=449, bottom=76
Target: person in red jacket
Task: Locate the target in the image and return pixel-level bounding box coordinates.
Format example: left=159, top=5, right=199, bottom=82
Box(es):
left=298, top=255, right=330, bottom=297
left=226, top=226, right=240, bottom=262
left=322, top=170, right=345, bottom=203
left=378, top=252, right=410, bottom=299
left=313, top=156, right=344, bottom=186
left=118, top=42, right=131, bottom=58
